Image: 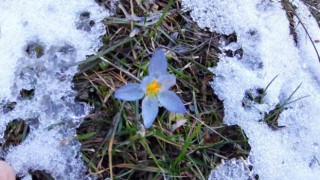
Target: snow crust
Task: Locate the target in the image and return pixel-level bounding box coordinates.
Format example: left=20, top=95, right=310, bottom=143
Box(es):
left=0, top=0, right=107, bottom=178
left=209, top=158, right=255, bottom=180
left=183, top=0, right=320, bottom=179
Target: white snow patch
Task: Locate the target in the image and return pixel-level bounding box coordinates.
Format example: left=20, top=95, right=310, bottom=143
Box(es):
left=209, top=158, right=255, bottom=180
left=0, top=0, right=108, bottom=179
left=183, top=0, right=320, bottom=179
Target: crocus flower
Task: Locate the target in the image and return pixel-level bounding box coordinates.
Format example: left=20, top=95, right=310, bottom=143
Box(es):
left=114, top=49, right=187, bottom=128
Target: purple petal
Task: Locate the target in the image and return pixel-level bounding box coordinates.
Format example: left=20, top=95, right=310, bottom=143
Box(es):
left=158, top=74, right=176, bottom=91
left=114, top=83, right=144, bottom=101
left=148, top=48, right=167, bottom=77
left=142, top=96, right=159, bottom=128
left=158, top=91, right=186, bottom=114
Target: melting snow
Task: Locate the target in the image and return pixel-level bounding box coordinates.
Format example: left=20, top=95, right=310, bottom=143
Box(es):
left=0, top=0, right=107, bottom=179
left=183, top=0, right=320, bottom=179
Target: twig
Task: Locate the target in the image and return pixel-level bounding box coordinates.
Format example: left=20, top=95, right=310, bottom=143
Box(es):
left=130, top=0, right=134, bottom=29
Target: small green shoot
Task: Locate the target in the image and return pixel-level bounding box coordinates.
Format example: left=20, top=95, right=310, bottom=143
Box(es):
left=262, top=83, right=308, bottom=130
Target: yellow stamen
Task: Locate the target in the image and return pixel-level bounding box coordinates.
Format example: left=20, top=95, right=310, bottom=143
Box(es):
left=146, top=80, right=162, bottom=97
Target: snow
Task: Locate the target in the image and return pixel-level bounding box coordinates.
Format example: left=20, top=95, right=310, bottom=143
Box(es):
left=0, top=0, right=108, bottom=179
left=209, top=158, right=255, bottom=180
left=182, top=0, right=320, bottom=179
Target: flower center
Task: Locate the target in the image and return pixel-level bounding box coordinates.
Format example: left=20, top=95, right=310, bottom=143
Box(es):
left=146, top=80, right=162, bottom=97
